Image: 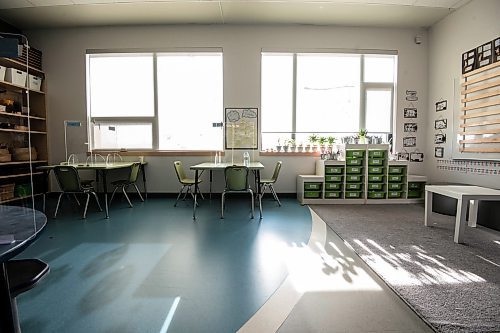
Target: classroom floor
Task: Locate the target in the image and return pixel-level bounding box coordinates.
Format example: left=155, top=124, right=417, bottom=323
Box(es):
left=15, top=196, right=431, bottom=333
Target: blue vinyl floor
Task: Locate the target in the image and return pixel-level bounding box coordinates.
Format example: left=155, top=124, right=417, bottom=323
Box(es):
left=15, top=195, right=311, bottom=333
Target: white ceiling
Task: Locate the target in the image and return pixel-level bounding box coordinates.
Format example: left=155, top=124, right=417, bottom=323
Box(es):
left=0, top=0, right=471, bottom=30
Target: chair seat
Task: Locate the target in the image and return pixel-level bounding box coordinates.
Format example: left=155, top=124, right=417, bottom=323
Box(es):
left=111, top=179, right=130, bottom=186
left=260, top=178, right=275, bottom=184
left=180, top=178, right=201, bottom=185
left=6, top=259, right=50, bottom=297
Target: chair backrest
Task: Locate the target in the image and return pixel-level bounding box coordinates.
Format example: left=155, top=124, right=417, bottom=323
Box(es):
left=225, top=166, right=249, bottom=191
left=173, top=161, right=187, bottom=182
left=128, top=162, right=141, bottom=183
left=271, top=161, right=282, bottom=182
left=53, top=166, right=82, bottom=192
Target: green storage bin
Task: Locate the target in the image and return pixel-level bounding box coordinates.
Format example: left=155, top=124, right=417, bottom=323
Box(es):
left=325, top=182, right=342, bottom=190
left=368, top=191, right=386, bottom=199
left=368, top=150, right=385, bottom=158
left=368, top=175, right=384, bottom=182
left=324, top=191, right=341, bottom=199
left=345, top=191, right=362, bottom=198
left=368, top=166, right=384, bottom=174
left=346, top=150, right=365, bottom=158
left=346, top=175, right=362, bottom=182
left=346, top=158, right=363, bottom=166
left=388, top=191, right=403, bottom=198
left=388, top=175, right=403, bottom=183
left=325, top=166, right=343, bottom=174
left=346, top=166, right=363, bottom=174
left=368, top=183, right=384, bottom=190
left=368, top=158, right=384, bottom=166
left=408, top=182, right=423, bottom=189
left=388, top=183, right=402, bottom=190
left=388, top=166, right=405, bottom=174
left=325, top=175, right=343, bottom=182
left=304, top=191, right=322, bottom=198
left=408, top=189, right=422, bottom=198
left=345, top=183, right=362, bottom=190
left=304, top=182, right=322, bottom=190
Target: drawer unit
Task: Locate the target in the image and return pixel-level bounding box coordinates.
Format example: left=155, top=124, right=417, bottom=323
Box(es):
left=345, top=183, right=362, bottom=191
left=325, top=175, right=343, bottom=182
left=346, top=166, right=363, bottom=174
left=368, top=183, right=384, bottom=191
left=407, top=189, right=422, bottom=198
left=368, top=166, right=384, bottom=174
left=368, top=150, right=385, bottom=158
left=388, top=166, right=405, bottom=174
left=304, top=182, right=322, bottom=191
left=345, top=191, right=362, bottom=198
left=408, top=182, right=423, bottom=189
left=346, top=149, right=365, bottom=158
left=324, top=191, right=342, bottom=199
left=368, top=175, right=384, bottom=182
left=387, top=183, right=403, bottom=190
left=368, top=191, right=386, bottom=199
left=325, top=166, right=343, bottom=174
left=304, top=191, right=322, bottom=198
left=388, top=191, right=403, bottom=198
left=325, top=182, right=342, bottom=190
left=388, top=175, right=403, bottom=183
left=346, top=175, right=362, bottom=182
left=346, top=158, right=363, bottom=166
left=368, top=158, right=384, bottom=166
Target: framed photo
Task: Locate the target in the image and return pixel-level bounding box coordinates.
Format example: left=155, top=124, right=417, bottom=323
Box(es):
left=397, top=152, right=409, bottom=161
left=404, top=123, right=417, bottom=132
left=434, top=133, right=446, bottom=144
left=494, top=37, right=500, bottom=63
left=403, top=137, right=416, bottom=148
left=435, top=147, right=444, bottom=158
left=224, top=108, right=258, bottom=149
left=435, top=119, right=447, bottom=130
left=410, top=152, right=424, bottom=162
left=462, top=48, right=477, bottom=74
left=405, top=90, right=418, bottom=101
left=403, top=108, right=417, bottom=118
left=435, top=100, right=447, bottom=112
left=476, top=41, right=493, bottom=68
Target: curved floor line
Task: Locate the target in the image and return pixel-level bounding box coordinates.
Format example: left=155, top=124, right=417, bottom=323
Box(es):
left=236, top=208, right=327, bottom=333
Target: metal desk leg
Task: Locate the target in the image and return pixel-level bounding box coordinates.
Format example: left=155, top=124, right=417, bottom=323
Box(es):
left=102, top=170, right=109, bottom=219
left=0, top=263, right=16, bottom=333
left=209, top=170, right=213, bottom=200
left=193, top=170, right=199, bottom=220
left=141, top=163, right=148, bottom=199
left=424, top=190, right=433, bottom=226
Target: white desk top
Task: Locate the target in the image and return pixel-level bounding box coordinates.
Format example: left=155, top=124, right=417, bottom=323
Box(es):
left=191, top=162, right=264, bottom=170
left=425, top=185, right=500, bottom=199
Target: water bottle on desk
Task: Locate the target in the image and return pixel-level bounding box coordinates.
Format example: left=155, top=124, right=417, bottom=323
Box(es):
left=243, top=152, right=250, bottom=167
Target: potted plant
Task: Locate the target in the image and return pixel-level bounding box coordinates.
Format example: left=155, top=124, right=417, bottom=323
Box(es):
left=358, top=129, right=368, bottom=144
left=327, top=136, right=336, bottom=149
left=276, top=138, right=282, bottom=152
left=297, top=142, right=304, bottom=153
left=318, top=136, right=327, bottom=152
left=282, top=139, right=290, bottom=152
left=308, top=133, right=319, bottom=152
left=288, top=139, right=296, bottom=152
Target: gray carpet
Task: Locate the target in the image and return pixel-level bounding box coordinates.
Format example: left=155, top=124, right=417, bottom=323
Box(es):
left=310, top=204, right=500, bottom=333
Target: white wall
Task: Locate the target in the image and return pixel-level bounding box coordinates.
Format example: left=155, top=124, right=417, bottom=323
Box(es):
left=27, top=24, right=428, bottom=193
left=427, top=0, right=500, bottom=188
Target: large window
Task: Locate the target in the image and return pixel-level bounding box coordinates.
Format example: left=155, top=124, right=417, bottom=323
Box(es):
left=261, top=52, right=396, bottom=150
left=86, top=51, right=223, bottom=151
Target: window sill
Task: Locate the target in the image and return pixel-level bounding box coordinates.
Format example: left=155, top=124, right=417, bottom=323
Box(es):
left=259, top=151, right=321, bottom=157
left=91, top=150, right=218, bottom=156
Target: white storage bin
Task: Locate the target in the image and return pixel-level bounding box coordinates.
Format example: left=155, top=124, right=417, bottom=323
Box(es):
left=28, top=74, right=42, bottom=91
left=5, top=68, right=27, bottom=87
left=0, top=66, right=5, bottom=81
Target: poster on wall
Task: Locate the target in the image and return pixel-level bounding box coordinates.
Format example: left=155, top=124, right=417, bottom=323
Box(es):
left=405, top=90, right=418, bottom=101
left=462, top=48, right=477, bottom=74
left=435, top=119, right=447, bottom=130
left=410, top=152, right=424, bottom=162
left=403, top=137, right=416, bottom=147
left=404, top=123, right=418, bottom=132
left=494, top=37, right=500, bottom=63
left=435, top=147, right=444, bottom=158
left=435, top=100, right=447, bottom=112
left=476, top=41, right=493, bottom=68
left=403, top=108, right=417, bottom=118
left=434, top=133, right=446, bottom=144
left=397, top=152, right=409, bottom=161
left=224, top=108, right=258, bottom=149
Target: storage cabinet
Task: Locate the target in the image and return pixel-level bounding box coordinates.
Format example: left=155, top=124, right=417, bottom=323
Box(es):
left=0, top=56, right=48, bottom=206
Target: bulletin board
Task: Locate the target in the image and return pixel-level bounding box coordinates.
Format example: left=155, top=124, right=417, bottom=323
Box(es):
left=224, top=108, right=258, bottom=150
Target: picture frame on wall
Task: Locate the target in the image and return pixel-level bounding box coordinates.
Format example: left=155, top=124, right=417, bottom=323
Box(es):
left=435, top=119, right=447, bottom=130
left=405, top=90, right=418, bottom=101
left=224, top=107, right=259, bottom=150
left=435, top=100, right=447, bottom=112
left=476, top=41, right=493, bottom=68
left=410, top=152, right=424, bottom=162
left=397, top=152, right=409, bottom=161
left=435, top=147, right=444, bottom=158
left=403, top=108, right=417, bottom=118
left=404, top=123, right=418, bottom=132
left=434, top=133, right=446, bottom=144
left=403, top=137, right=416, bottom=147
left=462, top=48, right=477, bottom=74
left=494, top=37, right=500, bottom=63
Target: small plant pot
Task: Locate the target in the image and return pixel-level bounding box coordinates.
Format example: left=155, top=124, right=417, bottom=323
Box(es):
left=290, top=146, right=296, bottom=152
left=312, top=146, right=318, bottom=152
left=297, top=146, right=303, bottom=153
left=276, top=145, right=282, bottom=152
left=283, top=146, right=289, bottom=152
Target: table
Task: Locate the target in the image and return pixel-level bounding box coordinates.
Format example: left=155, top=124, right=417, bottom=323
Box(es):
left=0, top=206, right=47, bottom=332
left=190, top=162, right=265, bottom=219
left=39, top=162, right=147, bottom=219
left=424, top=185, right=500, bottom=243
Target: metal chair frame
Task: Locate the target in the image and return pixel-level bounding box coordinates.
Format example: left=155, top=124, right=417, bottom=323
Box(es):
left=109, top=162, right=144, bottom=208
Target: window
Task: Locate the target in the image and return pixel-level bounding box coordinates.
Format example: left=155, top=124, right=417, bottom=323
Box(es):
left=261, top=52, right=396, bottom=150
left=86, top=51, right=223, bottom=151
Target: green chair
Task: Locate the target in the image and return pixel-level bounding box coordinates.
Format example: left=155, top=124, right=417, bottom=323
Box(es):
left=173, top=161, right=204, bottom=207
left=109, top=162, right=144, bottom=208
left=259, top=161, right=282, bottom=206
left=53, top=165, right=102, bottom=219
left=222, top=166, right=261, bottom=219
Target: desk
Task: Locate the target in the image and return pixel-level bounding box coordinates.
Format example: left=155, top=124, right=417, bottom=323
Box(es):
left=190, top=162, right=264, bottom=219
left=424, top=185, right=500, bottom=243
left=39, top=162, right=147, bottom=218
left=0, top=206, right=47, bottom=332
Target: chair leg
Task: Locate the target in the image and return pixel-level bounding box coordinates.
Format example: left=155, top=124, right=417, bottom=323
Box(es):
left=183, top=186, right=190, bottom=201
left=54, top=193, right=64, bottom=218
left=270, top=185, right=281, bottom=206
left=83, top=193, right=90, bottom=219
left=72, top=194, right=81, bottom=206
left=259, top=193, right=263, bottom=219
left=250, top=190, right=254, bottom=219
left=174, top=185, right=186, bottom=207
left=133, top=183, right=144, bottom=202
left=122, top=186, right=133, bottom=208
left=221, top=192, right=225, bottom=219
left=109, top=187, right=119, bottom=206
left=92, top=191, right=103, bottom=211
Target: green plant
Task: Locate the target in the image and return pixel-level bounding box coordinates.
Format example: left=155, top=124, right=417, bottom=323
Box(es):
left=358, top=128, right=368, bottom=137
left=288, top=139, right=296, bottom=146
left=327, top=136, right=336, bottom=145
left=318, top=136, right=327, bottom=145
left=308, top=133, right=319, bottom=144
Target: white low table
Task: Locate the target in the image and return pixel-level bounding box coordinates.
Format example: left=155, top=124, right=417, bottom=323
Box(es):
left=425, top=185, right=500, bottom=243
